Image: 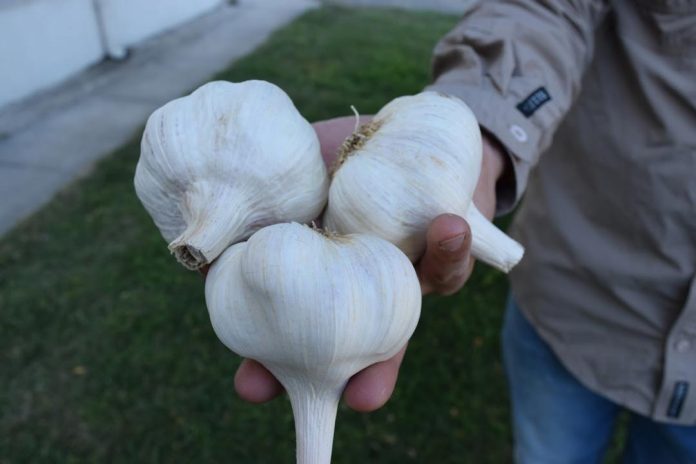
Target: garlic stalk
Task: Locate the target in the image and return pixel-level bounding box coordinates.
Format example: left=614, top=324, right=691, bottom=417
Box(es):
left=205, top=223, right=421, bottom=464
left=134, top=80, right=328, bottom=270
left=323, top=91, right=524, bottom=272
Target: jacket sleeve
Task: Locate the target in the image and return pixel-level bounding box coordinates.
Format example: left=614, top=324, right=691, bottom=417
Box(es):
left=425, top=0, right=609, bottom=214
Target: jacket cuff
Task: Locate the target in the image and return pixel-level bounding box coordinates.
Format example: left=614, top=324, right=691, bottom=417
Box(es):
left=424, top=81, right=538, bottom=215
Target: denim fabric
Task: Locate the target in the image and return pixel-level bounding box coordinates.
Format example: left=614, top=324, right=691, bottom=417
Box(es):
left=501, top=296, right=696, bottom=464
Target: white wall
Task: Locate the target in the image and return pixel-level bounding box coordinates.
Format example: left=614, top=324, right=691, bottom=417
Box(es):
left=0, top=0, right=224, bottom=109
left=94, top=0, right=223, bottom=59
left=0, top=0, right=103, bottom=108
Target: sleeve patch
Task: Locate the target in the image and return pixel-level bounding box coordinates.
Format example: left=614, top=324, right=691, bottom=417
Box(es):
left=516, top=87, right=551, bottom=117
left=667, top=381, right=689, bottom=419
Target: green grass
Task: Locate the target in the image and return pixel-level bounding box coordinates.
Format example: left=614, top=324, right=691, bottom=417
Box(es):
left=0, top=6, right=624, bottom=463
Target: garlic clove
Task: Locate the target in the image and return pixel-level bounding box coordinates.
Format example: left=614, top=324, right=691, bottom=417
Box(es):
left=205, top=223, right=421, bottom=464
left=324, top=91, right=524, bottom=272
left=134, top=80, right=329, bottom=270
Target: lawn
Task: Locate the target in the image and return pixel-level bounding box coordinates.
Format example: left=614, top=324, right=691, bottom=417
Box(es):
left=0, top=6, right=624, bottom=464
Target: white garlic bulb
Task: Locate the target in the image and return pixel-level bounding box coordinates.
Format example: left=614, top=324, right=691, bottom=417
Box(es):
left=206, top=223, right=421, bottom=464
left=134, top=80, right=328, bottom=270
left=323, top=91, right=523, bottom=272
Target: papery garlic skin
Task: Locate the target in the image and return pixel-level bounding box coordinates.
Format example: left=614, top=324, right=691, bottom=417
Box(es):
left=206, top=223, right=421, bottom=464
left=134, top=80, right=328, bottom=270
left=323, top=91, right=523, bottom=272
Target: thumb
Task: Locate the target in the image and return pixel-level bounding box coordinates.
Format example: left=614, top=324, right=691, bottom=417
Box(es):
left=418, top=214, right=473, bottom=295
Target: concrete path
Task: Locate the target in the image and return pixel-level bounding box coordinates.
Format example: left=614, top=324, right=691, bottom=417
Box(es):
left=0, top=0, right=318, bottom=238
left=325, top=0, right=469, bottom=14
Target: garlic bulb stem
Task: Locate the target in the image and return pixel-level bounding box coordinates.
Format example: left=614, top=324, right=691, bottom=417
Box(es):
left=350, top=105, right=360, bottom=133
left=284, top=383, right=341, bottom=464
left=466, top=205, right=524, bottom=273
left=264, top=364, right=342, bottom=464
left=167, top=186, right=246, bottom=269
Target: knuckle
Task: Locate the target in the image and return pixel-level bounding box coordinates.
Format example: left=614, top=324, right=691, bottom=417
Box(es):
left=437, top=246, right=471, bottom=264
left=429, top=268, right=471, bottom=295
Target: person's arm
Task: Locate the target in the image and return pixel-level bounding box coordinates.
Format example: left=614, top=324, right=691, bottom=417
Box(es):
left=428, top=0, right=609, bottom=214
left=234, top=0, right=610, bottom=411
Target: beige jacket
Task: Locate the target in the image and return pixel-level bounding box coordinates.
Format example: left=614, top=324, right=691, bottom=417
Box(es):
left=428, top=0, right=696, bottom=424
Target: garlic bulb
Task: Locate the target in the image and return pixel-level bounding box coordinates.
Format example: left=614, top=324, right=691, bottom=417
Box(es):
left=134, top=80, right=328, bottom=270
left=206, top=223, right=421, bottom=464
left=323, top=92, right=523, bottom=272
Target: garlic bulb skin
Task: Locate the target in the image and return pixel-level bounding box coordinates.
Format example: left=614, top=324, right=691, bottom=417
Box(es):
left=323, top=91, right=523, bottom=272
left=206, top=223, right=421, bottom=464
left=134, top=80, right=328, bottom=270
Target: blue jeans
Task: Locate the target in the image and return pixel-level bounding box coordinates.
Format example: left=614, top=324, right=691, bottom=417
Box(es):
left=502, top=296, right=696, bottom=464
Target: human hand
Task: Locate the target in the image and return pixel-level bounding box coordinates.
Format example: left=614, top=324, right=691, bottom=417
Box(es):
left=231, top=114, right=506, bottom=411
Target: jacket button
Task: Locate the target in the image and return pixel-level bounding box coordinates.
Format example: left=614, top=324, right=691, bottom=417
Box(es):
left=510, top=125, right=528, bottom=142
left=676, top=338, right=691, bottom=353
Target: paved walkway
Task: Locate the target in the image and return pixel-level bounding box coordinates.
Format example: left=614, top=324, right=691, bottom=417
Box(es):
left=0, top=0, right=318, bottom=237
left=326, top=0, right=470, bottom=14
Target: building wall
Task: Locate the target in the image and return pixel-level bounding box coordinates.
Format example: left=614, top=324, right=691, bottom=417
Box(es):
left=0, top=0, right=223, bottom=109
left=0, top=0, right=103, bottom=109
left=96, top=0, right=224, bottom=59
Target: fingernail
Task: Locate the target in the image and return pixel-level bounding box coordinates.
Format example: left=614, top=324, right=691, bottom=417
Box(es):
left=438, top=232, right=466, bottom=252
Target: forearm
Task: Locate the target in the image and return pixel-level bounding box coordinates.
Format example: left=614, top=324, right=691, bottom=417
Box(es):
left=428, top=0, right=609, bottom=213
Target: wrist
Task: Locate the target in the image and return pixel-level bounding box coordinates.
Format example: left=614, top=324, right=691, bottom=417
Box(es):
left=481, top=132, right=506, bottom=183
left=473, top=131, right=507, bottom=219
